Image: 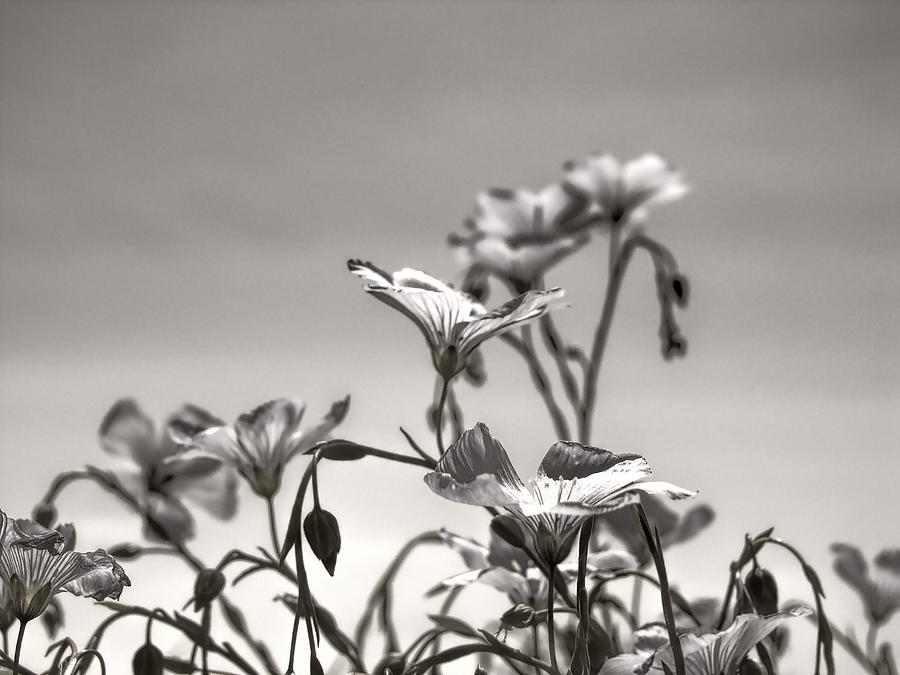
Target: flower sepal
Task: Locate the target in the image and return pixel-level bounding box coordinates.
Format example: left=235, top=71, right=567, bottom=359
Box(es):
left=9, top=575, right=53, bottom=622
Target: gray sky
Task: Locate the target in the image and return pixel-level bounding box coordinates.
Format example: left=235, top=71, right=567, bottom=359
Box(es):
left=1, top=1, right=898, bottom=671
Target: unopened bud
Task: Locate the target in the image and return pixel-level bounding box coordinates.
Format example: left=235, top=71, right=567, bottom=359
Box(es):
left=303, top=507, right=341, bottom=576
left=746, top=566, right=779, bottom=615
left=738, top=658, right=765, bottom=675
left=193, top=568, right=226, bottom=611
left=373, top=652, right=406, bottom=675
left=32, top=502, right=56, bottom=528
left=500, top=603, right=535, bottom=629
left=661, top=332, right=687, bottom=361
left=669, top=274, right=689, bottom=307
left=132, top=642, right=164, bottom=675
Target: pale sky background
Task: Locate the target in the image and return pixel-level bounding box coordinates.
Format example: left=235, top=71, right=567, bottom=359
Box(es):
left=1, top=1, right=899, bottom=673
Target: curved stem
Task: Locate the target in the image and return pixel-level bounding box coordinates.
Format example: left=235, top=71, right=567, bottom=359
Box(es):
left=12, top=620, right=27, bottom=675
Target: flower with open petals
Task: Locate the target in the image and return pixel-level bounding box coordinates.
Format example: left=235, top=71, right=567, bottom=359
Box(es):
left=449, top=183, right=591, bottom=291
left=0, top=511, right=130, bottom=622
left=187, top=396, right=350, bottom=498
left=348, top=260, right=565, bottom=379
left=96, top=399, right=237, bottom=543
left=564, top=153, right=687, bottom=225
left=831, top=543, right=900, bottom=625
left=600, top=607, right=811, bottom=675
left=424, top=424, right=695, bottom=562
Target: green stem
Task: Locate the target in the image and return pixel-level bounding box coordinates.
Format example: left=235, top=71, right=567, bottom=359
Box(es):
left=12, top=620, right=27, bottom=675
left=539, top=314, right=581, bottom=415
left=630, top=576, right=643, bottom=628
left=867, top=623, right=879, bottom=665
left=574, top=517, right=595, bottom=674
left=434, top=377, right=450, bottom=456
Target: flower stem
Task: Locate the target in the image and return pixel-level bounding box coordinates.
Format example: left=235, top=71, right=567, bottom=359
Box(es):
left=546, top=565, right=561, bottom=675
left=505, top=327, right=571, bottom=440
left=265, top=496, right=281, bottom=559
left=434, top=376, right=450, bottom=456
left=867, top=622, right=879, bottom=665
left=12, top=619, right=27, bottom=675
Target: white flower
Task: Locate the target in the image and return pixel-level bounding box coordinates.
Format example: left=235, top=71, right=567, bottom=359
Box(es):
left=187, top=396, right=349, bottom=498
left=0, top=511, right=130, bottom=622
left=600, top=608, right=811, bottom=675
left=449, top=183, right=591, bottom=290
left=564, top=153, right=687, bottom=225
left=97, top=399, right=237, bottom=543
left=424, top=424, right=695, bottom=560
left=349, top=260, right=565, bottom=378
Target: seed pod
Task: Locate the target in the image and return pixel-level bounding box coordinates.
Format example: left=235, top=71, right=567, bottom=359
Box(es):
left=132, top=642, right=164, bottom=675
left=193, top=568, right=226, bottom=611
left=746, top=565, right=779, bottom=615
left=303, top=507, right=341, bottom=576
left=669, top=273, right=689, bottom=307
left=32, top=502, right=57, bottom=528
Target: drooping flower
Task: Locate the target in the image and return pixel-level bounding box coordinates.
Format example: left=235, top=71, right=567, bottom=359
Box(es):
left=424, top=424, right=695, bottom=563
left=0, top=511, right=130, bottom=622
left=348, top=260, right=565, bottom=379
left=186, top=396, right=350, bottom=498
left=564, top=153, right=688, bottom=225
left=449, top=183, right=591, bottom=291
left=95, top=399, right=237, bottom=543
left=599, top=607, right=811, bottom=675
left=831, top=543, right=900, bottom=625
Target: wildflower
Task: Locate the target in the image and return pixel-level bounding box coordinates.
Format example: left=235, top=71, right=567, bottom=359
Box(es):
left=97, top=399, right=237, bottom=543
left=831, top=543, right=900, bottom=624
left=449, top=183, right=591, bottom=292
left=187, top=396, right=350, bottom=498
left=599, top=607, right=811, bottom=675
left=0, top=511, right=130, bottom=622
left=348, top=260, right=565, bottom=379
left=424, top=423, right=695, bottom=563
left=564, top=152, right=687, bottom=225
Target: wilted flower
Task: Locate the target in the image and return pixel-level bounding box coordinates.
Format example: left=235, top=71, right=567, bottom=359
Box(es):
left=97, top=399, right=237, bottom=543
left=186, top=396, right=349, bottom=498
left=831, top=543, right=900, bottom=624
left=424, top=424, right=695, bottom=562
left=599, top=607, right=811, bottom=675
left=0, top=511, right=130, bottom=622
left=449, top=183, right=591, bottom=291
left=348, top=260, right=565, bottom=379
left=564, top=153, right=687, bottom=225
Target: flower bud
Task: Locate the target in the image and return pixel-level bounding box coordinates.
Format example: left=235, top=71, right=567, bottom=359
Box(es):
left=303, top=507, right=341, bottom=576
left=373, top=652, right=406, bottom=675
left=500, top=603, right=535, bottom=630
left=108, top=543, right=143, bottom=560
left=669, top=274, right=689, bottom=307
left=32, top=502, right=57, bottom=528
left=132, top=642, right=164, bottom=675
left=746, top=566, right=779, bottom=615
left=193, top=568, right=226, bottom=611
left=738, top=658, right=765, bottom=675
left=474, top=667, right=488, bottom=675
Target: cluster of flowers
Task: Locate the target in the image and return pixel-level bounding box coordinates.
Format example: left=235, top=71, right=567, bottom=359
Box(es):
left=1, top=152, right=897, bottom=675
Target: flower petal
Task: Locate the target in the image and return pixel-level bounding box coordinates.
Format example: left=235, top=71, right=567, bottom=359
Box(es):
left=438, top=529, right=490, bottom=571
left=424, top=423, right=527, bottom=507
left=455, top=288, right=565, bottom=356
left=98, top=399, right=157, bottom=468
left=62, top=549, right=130, bottom=601
left=286, top=395, right=351, bottom=462
left=538, top=441, right=642, bottom=480
left=622, top=154, right=688, bottom=208
left=234, top=398, right=307, bottom=468
left=143, top=493, right=195, bottom=543
left=165, top=452, right=238, bottom=520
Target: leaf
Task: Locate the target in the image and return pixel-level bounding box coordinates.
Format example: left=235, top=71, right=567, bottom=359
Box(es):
left=428, top=614, right=480, bottom=638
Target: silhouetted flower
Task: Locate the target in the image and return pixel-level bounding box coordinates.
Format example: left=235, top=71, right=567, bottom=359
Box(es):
left=831, top=543, right=900, bottom=624
left=564, top=153, right=687, bottom=225
left=599, top=608, right=811, bottom=675
left=0, top=511, right=130, bottom=622
left=449, top=183, right=591, bottom=291
left=424, top=424, right=694, bottom=560
left=97, top=399, right=237, bottom=543
left=187, top=396, right=349, bottom=498
left=349, top=260, right=565, bottom=378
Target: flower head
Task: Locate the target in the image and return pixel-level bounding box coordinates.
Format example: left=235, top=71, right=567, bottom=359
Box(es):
left=424, top=424, right=695, bottom=563
left=349, top=260, right=565, bottom=379
left=449, top=183, right=591, bottom=291
left=831, top=543, right=900, bottom=625
left=0, top=511, right=130, bottom=622
left=187, top=396, right=350, bottom=498
left=97, top=399, right=238, bottom=543
left=600, top=608, right=811, bottom=675
left=564, top=153, right=687, bottom=225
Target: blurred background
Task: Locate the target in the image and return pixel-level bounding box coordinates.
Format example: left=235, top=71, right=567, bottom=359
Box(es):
left=1, top=1, right=898, bottom=672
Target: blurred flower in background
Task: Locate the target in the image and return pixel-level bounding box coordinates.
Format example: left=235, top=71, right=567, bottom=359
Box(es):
left=831, top=543, right=900, bottom=625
